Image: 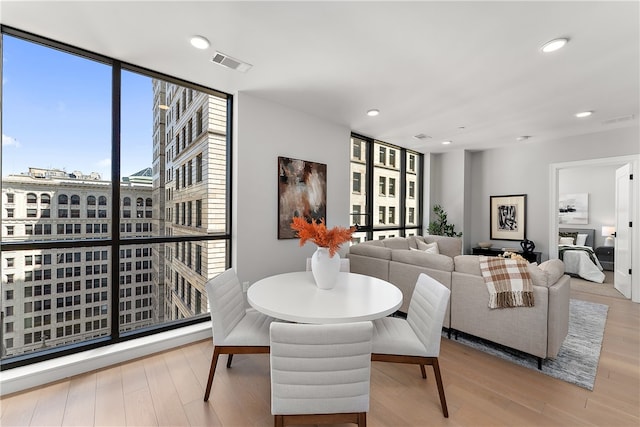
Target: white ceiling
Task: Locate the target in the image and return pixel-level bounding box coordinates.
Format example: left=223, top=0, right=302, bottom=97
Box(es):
left=2, top=0, right=638, bottom=153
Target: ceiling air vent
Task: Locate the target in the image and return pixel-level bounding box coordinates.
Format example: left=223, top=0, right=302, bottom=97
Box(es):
left=602, top=114, right=635, bottom=125
left=413, top=133, right=431, bottom=140
left=211, top=51, right=252, bottom=73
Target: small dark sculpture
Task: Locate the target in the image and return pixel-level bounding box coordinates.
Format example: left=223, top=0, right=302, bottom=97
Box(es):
left=520, top=239, right=535, bottom=253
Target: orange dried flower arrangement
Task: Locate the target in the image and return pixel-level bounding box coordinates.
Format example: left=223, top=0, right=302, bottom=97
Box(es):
left=290, top=216, right=356, bottom=257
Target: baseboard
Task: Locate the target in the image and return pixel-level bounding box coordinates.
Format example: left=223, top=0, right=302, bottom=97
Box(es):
left=0, top=322, right=212, bottom=396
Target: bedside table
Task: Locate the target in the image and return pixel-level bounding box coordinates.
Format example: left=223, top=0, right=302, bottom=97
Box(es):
left=595, top=246, right=614, bottom=271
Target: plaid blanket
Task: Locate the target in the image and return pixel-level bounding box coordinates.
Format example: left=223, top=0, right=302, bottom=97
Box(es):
left=479, top=256, right=534, bottom=309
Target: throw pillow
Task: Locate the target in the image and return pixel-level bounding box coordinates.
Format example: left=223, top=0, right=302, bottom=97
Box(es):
left=559, top=237, right=575, bottom=245
left=527, top=263, right=549, bottom=287
left=575, top=233, right=588, bottom=246
left=558, top=231, right=578, bottom=244
left=539, top=259, right=565, bottom=285
left=416, top=240, right=440, bottom=254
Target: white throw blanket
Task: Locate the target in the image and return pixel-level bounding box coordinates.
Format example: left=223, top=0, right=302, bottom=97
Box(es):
left=479, top=256, right=534, bottom=309
left=560, top=245, right=605, bottom=283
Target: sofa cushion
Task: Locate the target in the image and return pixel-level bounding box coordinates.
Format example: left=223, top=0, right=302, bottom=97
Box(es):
left=414, top=240, right=440, bottom=254
left=407, top=235, right=426, bottom=249
left=454, top=255, right=482, bottom=275
left=424, top=235, right=462, bottom=258
left=348, top=243, right=391, bottom=260
left=392, top=250, right=454, bottom=272
left=539, top=259, right=565, bottom=285
left=526, top=263, right=549, bottom=287
left=359, top=240, right=385, bottom=247
left=381, top=237, right=411, bottom=250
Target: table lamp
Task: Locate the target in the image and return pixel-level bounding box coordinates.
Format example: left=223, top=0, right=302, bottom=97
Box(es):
left=601, top=226, right=615, bottom=247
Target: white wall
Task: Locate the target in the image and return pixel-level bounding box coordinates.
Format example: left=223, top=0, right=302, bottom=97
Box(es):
left=426, top=151, right=465, bottom=240
left=559, top=165, right=618, bottom=248
left=458, top=126, right=639, bottom=258
left=234, top=92, right=352, bottom=285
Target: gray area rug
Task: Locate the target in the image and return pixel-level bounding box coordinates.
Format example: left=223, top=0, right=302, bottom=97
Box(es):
left=449, top=299, right=608, bottom=390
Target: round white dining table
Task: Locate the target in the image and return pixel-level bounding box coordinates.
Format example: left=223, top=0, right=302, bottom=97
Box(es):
left=247, top=271, right=403, bottom=324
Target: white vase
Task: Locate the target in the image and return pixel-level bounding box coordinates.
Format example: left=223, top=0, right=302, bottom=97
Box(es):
left=311, top=247, right=341, bottom=290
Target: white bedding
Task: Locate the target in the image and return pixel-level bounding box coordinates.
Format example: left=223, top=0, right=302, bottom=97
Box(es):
left=559, top=245, right=605, bottom=283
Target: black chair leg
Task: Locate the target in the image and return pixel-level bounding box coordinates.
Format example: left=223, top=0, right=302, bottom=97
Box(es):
left=227, top=353, right=234, bottom=368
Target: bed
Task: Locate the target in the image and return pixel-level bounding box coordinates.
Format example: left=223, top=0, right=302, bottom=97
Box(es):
left=558, top=228, right=605, bottom=283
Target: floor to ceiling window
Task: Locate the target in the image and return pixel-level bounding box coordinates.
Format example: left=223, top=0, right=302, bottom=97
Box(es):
left=0, top=27, right=232, bottom=369
left=350, top=134, right=423, bottom=242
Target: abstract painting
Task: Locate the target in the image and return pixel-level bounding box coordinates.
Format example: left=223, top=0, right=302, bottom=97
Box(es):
left=490, top=194, right=527, bottom=241
left=559, top=193, right=589, bottom=225
left=278, top=156, right=327, bottom=239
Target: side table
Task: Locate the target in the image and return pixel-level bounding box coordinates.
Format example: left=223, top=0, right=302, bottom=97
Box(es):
left=594, top=246, right=614, bottom=271
left=471, top=247, right=542, bottom=264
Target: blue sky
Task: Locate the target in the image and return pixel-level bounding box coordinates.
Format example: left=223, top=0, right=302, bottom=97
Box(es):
left=2, top=34, right=153, bottom=180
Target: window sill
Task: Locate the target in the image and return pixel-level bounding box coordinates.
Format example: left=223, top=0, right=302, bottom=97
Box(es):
left=0, top=322, right=211, bottom=396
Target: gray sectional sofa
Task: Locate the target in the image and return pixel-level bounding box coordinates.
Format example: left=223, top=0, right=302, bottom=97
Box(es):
left=347, top=235, right=570, bottom=365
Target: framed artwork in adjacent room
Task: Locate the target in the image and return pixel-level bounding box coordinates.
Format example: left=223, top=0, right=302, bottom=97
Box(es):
left=559, top=193, right=589, bottom=224
left=277, top=156, right=327, bottom=239
left=490, top=194, right=527, bottom=241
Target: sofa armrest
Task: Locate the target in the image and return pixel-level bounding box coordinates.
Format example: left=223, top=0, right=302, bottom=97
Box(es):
left=546, top=274, right=570, bottom=358
left=451, top=272, right=550, bottom=359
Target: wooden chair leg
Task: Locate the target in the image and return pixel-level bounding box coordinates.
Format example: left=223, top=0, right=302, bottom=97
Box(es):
left=358, top=412, right=367, bottom=427
left=274, top=415, right=284, bottom=427
left=420, top=364, right=427, bottom=379
left=227, top=353, right=234, bottom=368
left=203, top=347, right=221, bottom=401
left=431, top=358, right=449, bottom=418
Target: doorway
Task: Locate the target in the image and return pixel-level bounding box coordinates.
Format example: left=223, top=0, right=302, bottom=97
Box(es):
left=549, top=155, right=639, bottom=303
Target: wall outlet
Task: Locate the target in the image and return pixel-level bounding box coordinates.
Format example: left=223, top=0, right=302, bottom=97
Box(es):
left=242, top=281, right=250, bottom=292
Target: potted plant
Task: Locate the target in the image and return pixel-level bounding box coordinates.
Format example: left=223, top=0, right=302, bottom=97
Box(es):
left=427, top=204, right=462, bottom=237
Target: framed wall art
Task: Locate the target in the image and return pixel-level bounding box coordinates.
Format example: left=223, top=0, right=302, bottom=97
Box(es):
left=490, top=194, right=527, bottom=241
left=277, top=156, right=327, bottom=239
left=558, top=193, right=589, bottom=225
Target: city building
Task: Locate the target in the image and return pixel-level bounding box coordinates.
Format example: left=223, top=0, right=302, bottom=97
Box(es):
left=1, top=80, right=230, bottom=358
left=1, top=168, right=153, bottom=356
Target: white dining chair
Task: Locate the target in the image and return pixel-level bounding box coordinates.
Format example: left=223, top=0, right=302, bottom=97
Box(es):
left=270, top=321, right=373, bottom=427
left=305, top=257, right=351, bottom=272
left=203, top=267, right=275, bottom=402
left=371, top=273, right=451, bottom=417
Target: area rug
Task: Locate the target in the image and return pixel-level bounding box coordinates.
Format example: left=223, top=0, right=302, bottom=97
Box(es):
left=448, top=299, right=608, bottom=390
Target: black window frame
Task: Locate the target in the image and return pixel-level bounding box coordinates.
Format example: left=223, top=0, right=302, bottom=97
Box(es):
left=0, top=25, right=234, bottom=371
left=350, top=133, right=423, bottom=239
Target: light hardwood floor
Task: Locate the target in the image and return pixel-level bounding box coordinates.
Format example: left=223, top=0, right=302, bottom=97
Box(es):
left=1, top=284, right=638, bottom=427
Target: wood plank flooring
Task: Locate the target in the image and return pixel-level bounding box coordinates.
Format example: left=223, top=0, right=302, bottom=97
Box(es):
left=1, top=283, right=638, bottom=426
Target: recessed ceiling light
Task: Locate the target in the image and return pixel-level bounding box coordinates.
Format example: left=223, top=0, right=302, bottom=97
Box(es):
left=190, top=35, right=210, bottom=50
left=367, top=109, right=380, bottom=117
left=575, top=111, right=593, bottom=118
left=442, top=140, right=452, bottom=145
left=541, top=37, right=569, bottom=53
left=516, top=136, right=532, bottom=141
